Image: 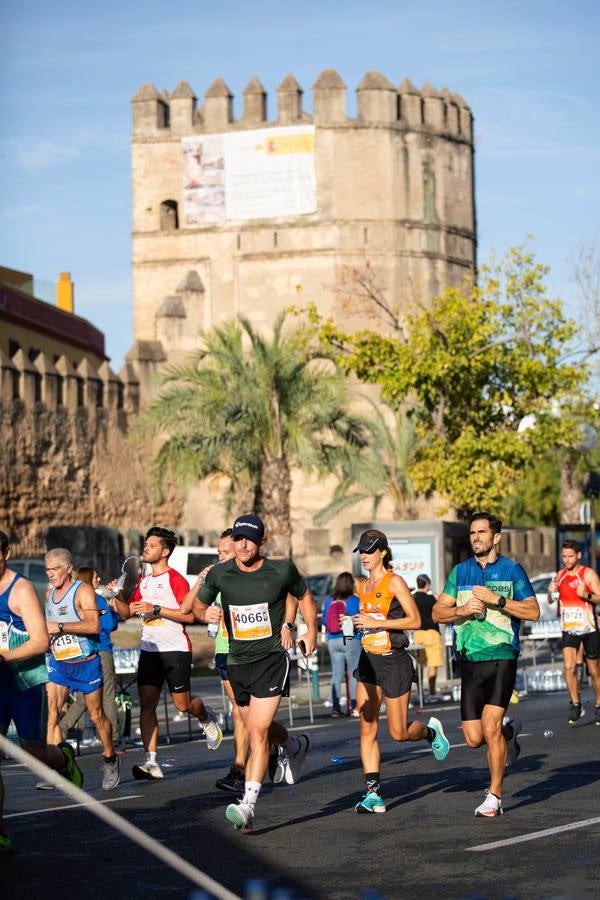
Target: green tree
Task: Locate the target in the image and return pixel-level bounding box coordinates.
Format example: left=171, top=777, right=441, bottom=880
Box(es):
left=313, top=245, right=592, bottom=514
left=314, top=402, right=418, bottom=525
left=134, top=312, right=368, bottom=557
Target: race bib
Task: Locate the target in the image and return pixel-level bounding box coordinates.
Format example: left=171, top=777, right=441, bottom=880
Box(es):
left=361, top=612, right=391, bottom=654
left=561, top=605, right=594, bottom=634
left=143, top=616, right=164, bottom=628
left=53, top=633, right=82, bottom=661
left=229, top=603, right=272, bottom=641
left=0, top=621, right=8, bottom=653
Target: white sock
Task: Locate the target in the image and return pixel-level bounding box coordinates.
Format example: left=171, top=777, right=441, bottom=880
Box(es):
left=146, top=751, right=157, bottom=766
left=242, top=780, right=261, bottom=811
left=282, top=735, right=299, bottom=754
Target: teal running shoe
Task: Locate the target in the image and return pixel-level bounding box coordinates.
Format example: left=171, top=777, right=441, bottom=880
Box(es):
left=58, top=741, right=84, bottom=788
left=427, top=716, right=450, bottom=761
left=355, top=790, right=386, bottom=814
left=226, top=801, right=254, bottom=832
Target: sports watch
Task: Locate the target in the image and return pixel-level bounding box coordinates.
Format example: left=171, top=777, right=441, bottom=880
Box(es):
left=152, top=605, right=161, bottom=617
left=497, top=596, right=507, bottom=610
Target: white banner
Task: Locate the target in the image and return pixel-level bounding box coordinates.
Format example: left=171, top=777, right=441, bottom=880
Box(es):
left=182, top=125, right=316, bottom=224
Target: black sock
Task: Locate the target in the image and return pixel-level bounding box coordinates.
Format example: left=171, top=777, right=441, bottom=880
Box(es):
left=104, top=754, right=116, bottom=764
left=365, top=772, right=381, bottom=794
left=426, top=727, right=435, bottom=743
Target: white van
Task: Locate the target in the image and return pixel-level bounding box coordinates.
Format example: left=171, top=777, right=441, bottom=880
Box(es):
left=168, top=545, right=219, bottom=588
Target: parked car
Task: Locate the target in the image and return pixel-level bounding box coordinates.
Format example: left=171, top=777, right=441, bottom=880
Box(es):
left=168, top=545, right=219, bottom=589
left=8, top=558, right=49, bottom=604
left=530, top=572, right=560, bottom=621
left=304, top=573, right=336, bottom=615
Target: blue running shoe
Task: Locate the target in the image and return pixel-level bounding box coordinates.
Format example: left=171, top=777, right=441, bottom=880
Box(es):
left=427, top=716, right=449, bottom=761
left=355, top=790, right=386, bottom=814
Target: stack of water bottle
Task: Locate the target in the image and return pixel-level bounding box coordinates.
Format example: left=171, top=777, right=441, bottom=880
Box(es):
left=113, top=647, right=141, bottom=673
left=529, top=620, right=561, bottom=638
left=527, top=668, right=566, bottom=692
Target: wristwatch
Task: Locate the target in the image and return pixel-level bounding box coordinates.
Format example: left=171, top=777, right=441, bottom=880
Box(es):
left=497, top=596, right=507, bottom=610
left=152, top=605, right=161, bottom=617
left=282, top=622, right=294, bottom=631
left=58, top=622, right=65, bottom=633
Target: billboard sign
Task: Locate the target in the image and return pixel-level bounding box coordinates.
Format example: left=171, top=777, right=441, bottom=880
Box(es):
left=182, top=125, right=317, bottom=224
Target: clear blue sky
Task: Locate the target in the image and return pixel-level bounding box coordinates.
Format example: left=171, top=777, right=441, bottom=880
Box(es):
left=1, top=1, right=598, bottom=370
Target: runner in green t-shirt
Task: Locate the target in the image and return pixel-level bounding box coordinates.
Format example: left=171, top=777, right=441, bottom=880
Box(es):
left=196, top=514, right=317, bottom=832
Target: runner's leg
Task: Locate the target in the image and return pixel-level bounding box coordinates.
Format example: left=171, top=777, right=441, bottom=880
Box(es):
left=357, top=680, right=383, bottom=774
left=84, top=687, right=114, bottom=756
left=46, top=682, right=69, bottom=746
left=562, top=646, right=580, bottom=705
left=385, top=692, right=428, bottom=741
left=481, top=704, right=507, bottom=798
left=138, top=684, right=161, bottom=754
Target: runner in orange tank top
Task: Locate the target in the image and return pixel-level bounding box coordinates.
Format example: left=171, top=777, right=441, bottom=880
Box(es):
left=351, top=529, right=450, bottom=815
left=549, top=539, right=600, bottom=725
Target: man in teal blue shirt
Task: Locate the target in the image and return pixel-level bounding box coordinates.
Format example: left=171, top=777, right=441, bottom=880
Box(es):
left=433, top=512, right=539, bottom=818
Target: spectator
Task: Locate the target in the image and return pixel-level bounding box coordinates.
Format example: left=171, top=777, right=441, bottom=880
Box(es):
left=322, top=572, right=362, bottom=717
left=412, top=574, right=444, bottom=701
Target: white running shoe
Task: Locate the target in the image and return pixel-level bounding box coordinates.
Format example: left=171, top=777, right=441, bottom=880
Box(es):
left=505, top=718, right=522, bottom=767
left=202, top=705, right=223, bottom=751
left=474, top=791, right=503, bottom=817
left=226, top=801, right=254, bottom=832
left=275, top=734, right=310, bottom=785
left=132, top=761, right=164, bottom=781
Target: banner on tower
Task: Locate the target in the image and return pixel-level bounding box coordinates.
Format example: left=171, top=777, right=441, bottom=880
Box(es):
left=182, top=125, right=316, bottom=224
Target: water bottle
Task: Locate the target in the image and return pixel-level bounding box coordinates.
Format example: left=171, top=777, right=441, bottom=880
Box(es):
left=109, top=572, right=127, bottom=597
left=207, top=604, right=220, bottom=638
left=341, top=615, right=355, bottom=639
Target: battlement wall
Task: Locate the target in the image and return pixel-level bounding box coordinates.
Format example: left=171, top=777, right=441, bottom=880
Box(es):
left=0, top=349, right=183, bottom=560
left=132, top=70, right=473, bottom=144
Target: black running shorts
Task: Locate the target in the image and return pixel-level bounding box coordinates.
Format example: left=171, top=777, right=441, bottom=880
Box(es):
left=355, top=649, right=414, bottom=699
left=137, top=649, right=192, bottom=694
left=460, top=658, right=518, bottom=721
left=227, top=651, right=291, bottom=707
left=561, top=630, right=600, bottom=659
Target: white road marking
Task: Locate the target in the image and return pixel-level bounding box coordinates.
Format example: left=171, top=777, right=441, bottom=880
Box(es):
left=466, top=816, right=600, bottom=852
left=5, top=794, right=143, bottom=818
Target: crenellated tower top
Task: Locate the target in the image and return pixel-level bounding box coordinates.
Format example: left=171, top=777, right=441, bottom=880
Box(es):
left=131, top=69, right=473, bottom=142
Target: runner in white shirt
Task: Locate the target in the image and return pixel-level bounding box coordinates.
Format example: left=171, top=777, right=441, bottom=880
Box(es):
left=112, top=527, right=222, bottom=780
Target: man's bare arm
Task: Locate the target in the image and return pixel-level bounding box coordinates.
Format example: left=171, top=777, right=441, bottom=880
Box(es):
left=3, top=578, right=49, bottom=661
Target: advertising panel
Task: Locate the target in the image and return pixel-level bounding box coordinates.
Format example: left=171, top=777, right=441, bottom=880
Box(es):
left=182, top=125, right=316, bottom=224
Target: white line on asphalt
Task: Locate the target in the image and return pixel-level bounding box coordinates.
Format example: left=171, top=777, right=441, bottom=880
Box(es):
left=5, top=795, right=143, bottom=818
left=466, top=816, right=600, bottom=852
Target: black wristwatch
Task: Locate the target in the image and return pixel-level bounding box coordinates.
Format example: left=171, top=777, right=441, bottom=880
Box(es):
left=282, top=622, right=294, bottom=631
left=58, top=622, right=65, bottom=633
left=153, top=605, right=161, bottom=617
left=497, top=596, right=507, bottom=610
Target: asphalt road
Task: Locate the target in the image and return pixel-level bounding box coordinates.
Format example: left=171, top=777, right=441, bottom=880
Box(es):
left=2, top=680, right=599, bottom=900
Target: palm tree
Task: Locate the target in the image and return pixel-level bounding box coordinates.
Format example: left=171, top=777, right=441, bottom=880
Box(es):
left=314, top=401, right=419, bottom=526
left=135, top=312, right=369, bottom=557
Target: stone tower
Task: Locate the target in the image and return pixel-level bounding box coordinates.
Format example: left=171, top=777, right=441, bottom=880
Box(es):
left=128, top=70, right=475, bottom=385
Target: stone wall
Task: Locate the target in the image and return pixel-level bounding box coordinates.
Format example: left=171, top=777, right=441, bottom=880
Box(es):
left=0, top=349, right=183, bottom=572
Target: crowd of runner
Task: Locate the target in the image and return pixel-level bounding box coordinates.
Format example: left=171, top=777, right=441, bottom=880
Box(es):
left=1, top=511, right=599, bottom=849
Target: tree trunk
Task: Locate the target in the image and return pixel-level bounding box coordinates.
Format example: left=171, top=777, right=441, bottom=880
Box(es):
left=560, top=460, right=582, bottom=523
left=257, top=453, right=292, bottom=558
